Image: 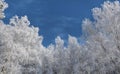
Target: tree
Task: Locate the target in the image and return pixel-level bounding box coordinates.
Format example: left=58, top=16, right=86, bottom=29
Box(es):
left=82, top=1, right=120, bottom=74
left=0, top=0, right=8, bottom=19
left=1, top=0, right=120, bottom=74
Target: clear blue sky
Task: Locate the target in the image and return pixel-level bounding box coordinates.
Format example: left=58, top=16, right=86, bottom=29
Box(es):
left=4, top=0, right=116, bottom=46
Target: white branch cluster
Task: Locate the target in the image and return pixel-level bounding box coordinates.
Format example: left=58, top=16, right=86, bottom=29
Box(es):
left=0, top=0, right=8, bottom=19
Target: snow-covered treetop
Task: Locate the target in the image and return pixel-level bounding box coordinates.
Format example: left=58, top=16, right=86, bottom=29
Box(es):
left=0, top=0, right=8, bottom=19
left=1, top=0, right=120, bottom=74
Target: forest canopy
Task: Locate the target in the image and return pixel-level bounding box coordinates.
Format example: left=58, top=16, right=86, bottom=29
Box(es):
left=0, top=0, right=120, bottom=74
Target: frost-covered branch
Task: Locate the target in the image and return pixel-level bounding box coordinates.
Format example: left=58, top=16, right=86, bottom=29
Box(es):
left=0, top=0, right=7, bottom=19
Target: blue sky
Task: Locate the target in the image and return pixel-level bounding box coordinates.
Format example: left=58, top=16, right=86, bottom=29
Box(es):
left=4, top=0, right=115, bottom=46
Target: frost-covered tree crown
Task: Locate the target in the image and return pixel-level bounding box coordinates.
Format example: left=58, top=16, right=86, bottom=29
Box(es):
left=1, top=0, right=120, bottom=74
left=0, top=0, right=8, bottom=19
